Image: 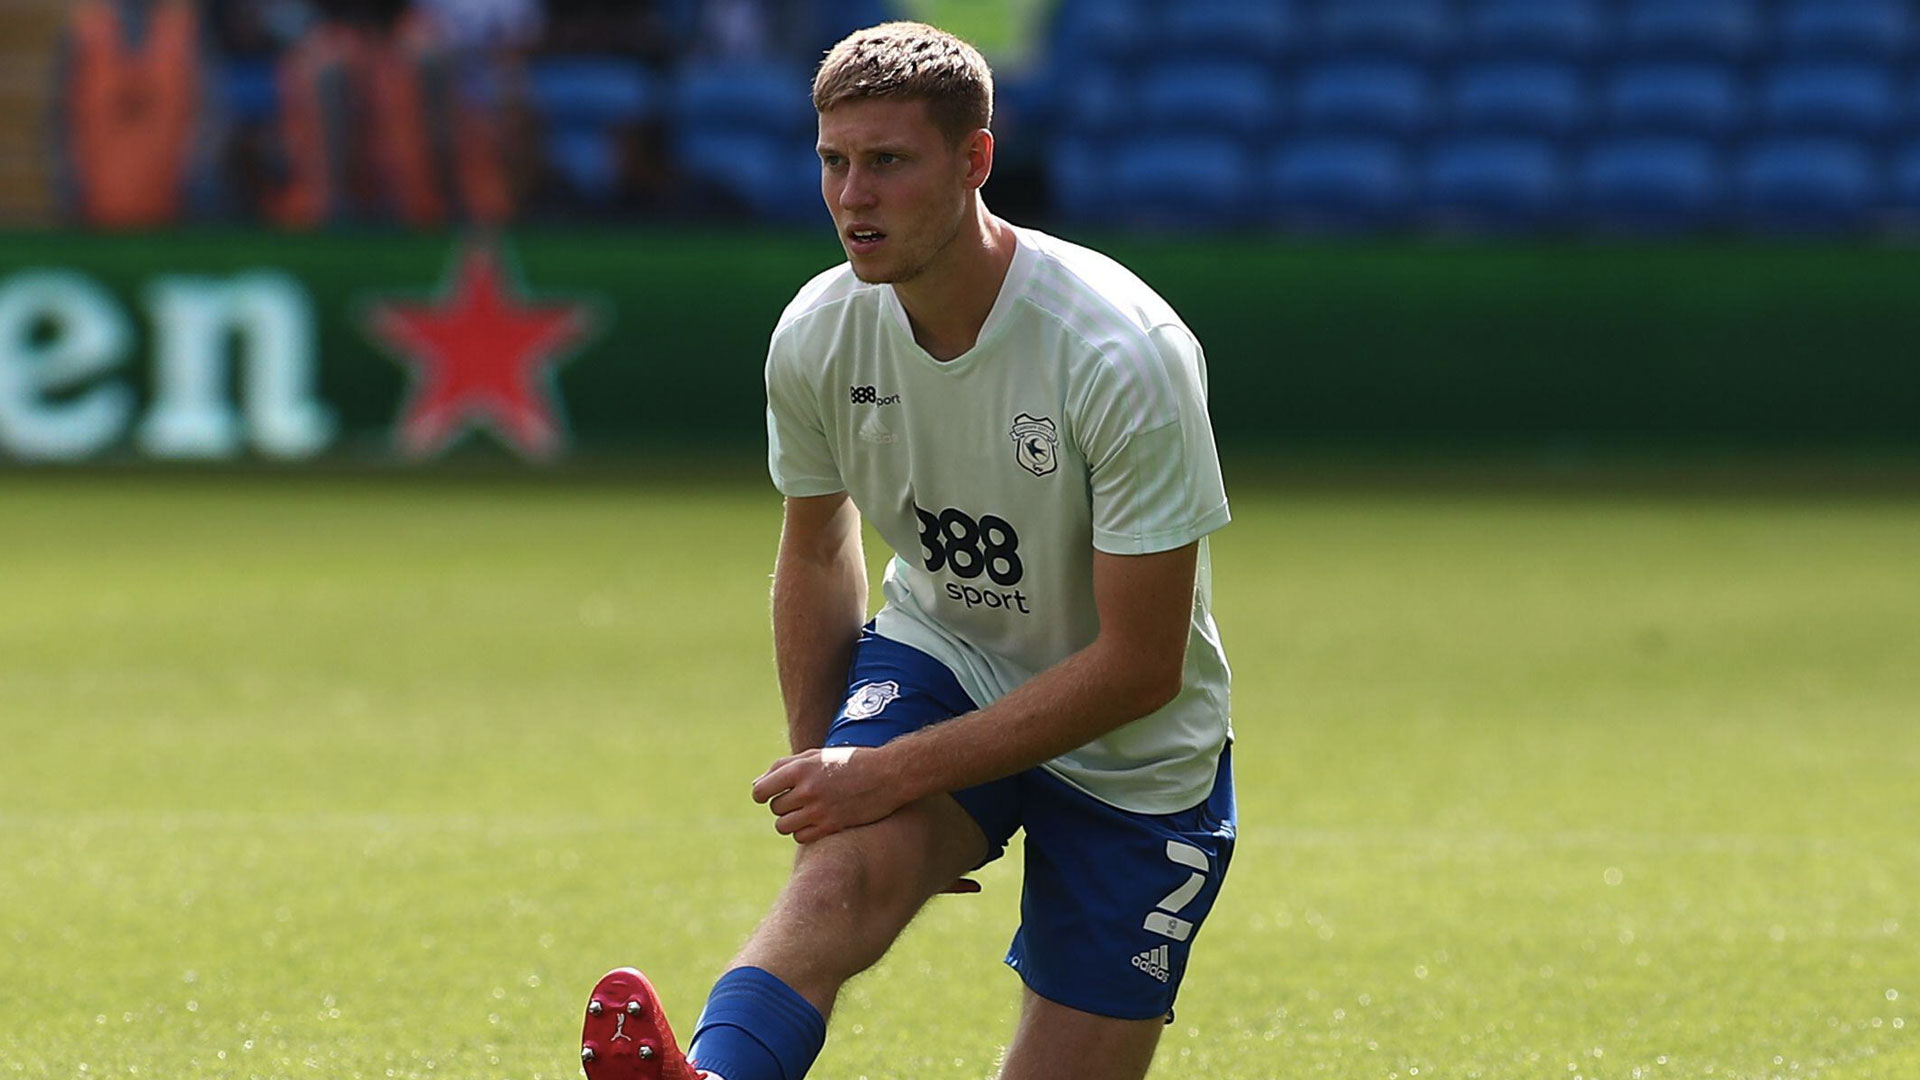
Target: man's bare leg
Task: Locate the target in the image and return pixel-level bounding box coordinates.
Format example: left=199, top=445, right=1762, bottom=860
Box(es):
left=728, top=791, right=988, bottom=1017
left=996, top=987, right=1164, bottom=1080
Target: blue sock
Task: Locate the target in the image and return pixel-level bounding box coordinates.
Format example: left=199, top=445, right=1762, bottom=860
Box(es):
left=688, top=966, right=827, bottom=1080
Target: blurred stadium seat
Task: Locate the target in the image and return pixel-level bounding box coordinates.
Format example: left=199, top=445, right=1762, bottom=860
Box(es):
left=1450, top=62, right=1589, bottom=140
left=1267, top=136, right=1412, bottom=230
left=1463, top=0, right=1609, bottom=62
left=528, top=57, right=656, bottom=129
left=1603, top=64, right=1746, bottom=142
left=1759, top=64, right=1899, bottom=140
left=1294, top=61, right=1431, bottom=138
left=127, top=0, right=1920, bottom=236
left=1160, top=0, right=1300, bottom=66
left=1049, top=0, right=1150, bottom=69
left=1888, top=141, right=1920, bottom=220
left=1058, top=64, right=1129, bottom=138
left=1317, top=0, right=1455, bottom=62
left=1424, top=137, right=1565, bottom=229
left=1578, top=137, right=1723, bottom=231
left=1775, top=0, right=1911, bottom=63
left=676, top=129, right=820, bottom=221
left=1049, top=136, right=1116, bottom=224
left=1736, top=137, right=1880, bottom=232
left=1622, top=0, right=1763, bottom=63
left=527, top=57, right=658, bottom=206
left=545, top=127, right=624, bottom=204
left=669, top=60, right=816, bottom=220
left=1111, top=135, right=1255, bottom=227
left=223, top=58, right=279, bottom=125
left=1135, top=61, right=1278, bottom=139
left=670, top=61, right=814, bottom=136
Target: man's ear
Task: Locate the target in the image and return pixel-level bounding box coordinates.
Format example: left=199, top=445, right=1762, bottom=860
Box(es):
left=964, top=128, right=995, bottom=190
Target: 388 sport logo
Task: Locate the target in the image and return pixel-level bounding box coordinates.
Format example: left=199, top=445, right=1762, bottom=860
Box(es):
left=848, top=384, right=899, bottom=406
left=915, top=504, right=1031, bottom=614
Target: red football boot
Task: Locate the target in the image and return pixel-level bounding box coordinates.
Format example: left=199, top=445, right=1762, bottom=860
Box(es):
left=581, top=967, right=703, bottom=1080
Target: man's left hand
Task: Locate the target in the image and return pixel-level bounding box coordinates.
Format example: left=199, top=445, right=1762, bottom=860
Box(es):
left=751, top=745, right=910, bottom=844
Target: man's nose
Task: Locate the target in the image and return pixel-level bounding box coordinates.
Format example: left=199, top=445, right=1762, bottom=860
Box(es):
left=839, top=167, right=877, bottom=209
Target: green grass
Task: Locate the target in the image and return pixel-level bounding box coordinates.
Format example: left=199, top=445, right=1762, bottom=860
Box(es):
left=2, top=470, right=1916, bottom=1079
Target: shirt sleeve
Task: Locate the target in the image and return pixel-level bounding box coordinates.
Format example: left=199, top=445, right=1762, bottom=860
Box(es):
left=764, top=330, right=844, bottom=497
left=1079, top=324, right=1231, bottom=555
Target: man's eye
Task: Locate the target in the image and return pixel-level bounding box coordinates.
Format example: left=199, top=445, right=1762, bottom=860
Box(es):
left=822, top=155, right=845, bottom=169
left=876, top=154, right=898, bottom=166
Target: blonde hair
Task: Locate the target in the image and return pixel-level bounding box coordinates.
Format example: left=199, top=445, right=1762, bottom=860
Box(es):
left=812, top=21, right=993, bottom=146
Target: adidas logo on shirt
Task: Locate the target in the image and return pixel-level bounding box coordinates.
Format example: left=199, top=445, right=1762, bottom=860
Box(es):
left=1131, top=944, right=1172, bottom=983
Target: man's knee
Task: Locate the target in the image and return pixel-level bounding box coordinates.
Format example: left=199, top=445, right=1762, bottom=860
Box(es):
left=786, top=796, right=978, bottom=920
left=785, top=830, right=906, bottom=924
left=734, top=795, right=989, bottom=1008
left=753, top=804, right=964, bottom=983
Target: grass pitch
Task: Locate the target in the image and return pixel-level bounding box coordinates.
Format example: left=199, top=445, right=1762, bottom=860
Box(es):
left=1, top=467, right=1916, bottom=1080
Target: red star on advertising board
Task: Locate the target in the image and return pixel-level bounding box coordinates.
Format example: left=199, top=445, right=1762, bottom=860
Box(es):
left=366, top=240, right=596, bottom=460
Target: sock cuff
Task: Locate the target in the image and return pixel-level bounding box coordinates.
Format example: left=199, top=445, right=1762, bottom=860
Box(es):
left=691, top=966, right=826, bottom=1080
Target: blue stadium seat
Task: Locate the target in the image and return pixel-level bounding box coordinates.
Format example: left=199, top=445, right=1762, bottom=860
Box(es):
left=528, top=57, right=657, bottom=128
left=1776, top=1, right=1910, bottom=63
left=1577, top=137, right=1722, bottom=231
left=1058, top=65, right=1129, bottom=138
left=223, top=59, right=278, bottom=124
left=1135, top=62, right=1278, bottom=139
left=1622, top=0, right=1762, bottom=63
left=1888, top=141, right=1920, bottom=220
left=1267, top=137, right=1412, bottom=230
left=758, top=143, right=829, bottom=223
left=1450, top=63, right=1589, bottom=140
left=1294, top=62, right=1431, bottom=138
left=1423, top=137, right=1565, bottom=229
left=1160, top=0, right=1300, bottom=65
left=1759, top=64, right=1899, bottom=140
left=803, top=0, right=897, bottom=59
left=1464, top=0, right=1609, bottom=62
left=1111, top=136, right=1255, bottom=228
left=671, top=62, right=814, bottom=136
left=676, top=130, right=820, bottom=222
left=545, top=127, right=623, bottom=204
left=1603, top=64, right=1746, bottom=141
left=1316, top=0, right=1453, bottom=61
left=1049, top=137, right=1116, bottom=224
left=1049, top=0, right=1150, bottom=68
left=1736, top=137, right=1880, bottom=231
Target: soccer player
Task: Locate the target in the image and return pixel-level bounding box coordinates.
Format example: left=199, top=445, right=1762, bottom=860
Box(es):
left=582, top=21, right=1234, bottom=1080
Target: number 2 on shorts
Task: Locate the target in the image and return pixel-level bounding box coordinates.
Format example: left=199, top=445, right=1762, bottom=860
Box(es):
left=1143, top=841, right=1209, bottom=942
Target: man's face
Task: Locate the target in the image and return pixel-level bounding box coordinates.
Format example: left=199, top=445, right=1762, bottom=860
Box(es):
left=817, top=98, right=976, bottom=285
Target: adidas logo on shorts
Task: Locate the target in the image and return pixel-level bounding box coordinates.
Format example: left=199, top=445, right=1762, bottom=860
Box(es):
left=1131, top=944, right=1172, bottom=983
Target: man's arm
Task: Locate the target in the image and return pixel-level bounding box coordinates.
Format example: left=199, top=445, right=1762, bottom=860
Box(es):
left=772, top=492, right=868, bottom=753
left=754, top=542, right=1198, bottom=843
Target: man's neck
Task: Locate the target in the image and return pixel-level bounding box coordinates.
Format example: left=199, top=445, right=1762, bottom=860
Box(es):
left=894, top=207, right=1017, bottom=362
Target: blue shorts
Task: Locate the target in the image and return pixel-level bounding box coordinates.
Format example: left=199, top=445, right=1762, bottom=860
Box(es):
left=825, top=628, right=1237, bottom=1022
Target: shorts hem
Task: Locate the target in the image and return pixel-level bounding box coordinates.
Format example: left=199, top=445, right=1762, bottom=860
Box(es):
left=1005, top=960, right=1174, bottom=1023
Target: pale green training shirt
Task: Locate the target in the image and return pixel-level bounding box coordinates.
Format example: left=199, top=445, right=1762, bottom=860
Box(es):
left=765, top=225, right=1232, bottom=815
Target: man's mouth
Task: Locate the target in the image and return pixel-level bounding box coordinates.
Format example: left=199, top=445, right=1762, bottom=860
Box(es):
left=846, top=227, right=886, bottom=252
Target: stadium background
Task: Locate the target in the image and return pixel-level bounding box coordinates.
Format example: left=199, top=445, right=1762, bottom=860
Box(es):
left=3, top=0, right=1919, bottom=462
left=3, top=4, right=1918, bottom=1080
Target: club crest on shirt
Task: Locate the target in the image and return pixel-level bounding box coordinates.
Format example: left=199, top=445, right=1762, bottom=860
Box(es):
left=1009, top=413, right=1059, bottom=477
left=844, top=680, right=901, bottom=719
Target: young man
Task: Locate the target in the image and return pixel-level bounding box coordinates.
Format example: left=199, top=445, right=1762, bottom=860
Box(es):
left=582, top=21, right=1234, bottom=1080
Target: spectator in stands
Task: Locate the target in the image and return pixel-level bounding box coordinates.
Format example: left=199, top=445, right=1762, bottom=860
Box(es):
left=413, top=0, right=547, bottom=220
left=52, top=0, right=222, bottom=228
left=269, top=0, right=513, bottom=228
left=415, top=0, right=544, bottom=54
